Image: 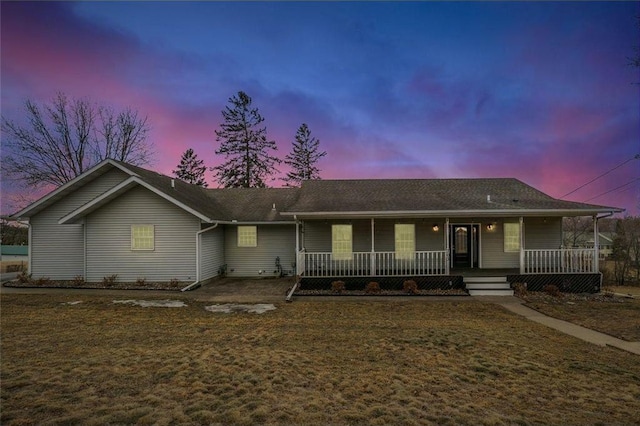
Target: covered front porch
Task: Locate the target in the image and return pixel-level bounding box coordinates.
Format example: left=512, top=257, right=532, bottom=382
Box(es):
left=295, top=216, right=601, bottom=278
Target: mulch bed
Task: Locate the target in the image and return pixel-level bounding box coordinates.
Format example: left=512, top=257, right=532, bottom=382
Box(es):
left=4, top=280, right=184, bottom=291
left=295, top=288, right=469, bottom=296
left=518, top=291, right=631, bottom=304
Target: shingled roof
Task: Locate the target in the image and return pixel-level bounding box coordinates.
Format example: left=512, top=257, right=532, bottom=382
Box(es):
left=118, top=161, right=299, bottom=222
left=281, top=178, right=621, bottom=217
left=10, top=160, right=623, bottom=223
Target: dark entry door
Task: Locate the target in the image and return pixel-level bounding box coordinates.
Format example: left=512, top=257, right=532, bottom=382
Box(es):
left=450, top=225, right=479, bottom=268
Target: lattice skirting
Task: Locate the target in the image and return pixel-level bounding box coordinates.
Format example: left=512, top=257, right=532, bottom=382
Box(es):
left=506, top=274, right=601, bottom=294
left=298, top=276, right=465, bottom=291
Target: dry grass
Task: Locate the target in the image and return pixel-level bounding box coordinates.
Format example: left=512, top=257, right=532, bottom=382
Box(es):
left=525, top=294, right=640, bottom=342
left=2, top=295, right=640, bottom=425
left=0, top=260, right=28, bottom=273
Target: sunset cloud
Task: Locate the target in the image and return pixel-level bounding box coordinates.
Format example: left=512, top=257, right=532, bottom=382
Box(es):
left=1, top=1, right=638, bottom=214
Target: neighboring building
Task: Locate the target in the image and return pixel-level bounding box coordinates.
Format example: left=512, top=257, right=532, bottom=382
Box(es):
left=563, top=231, right=615, bottom=259
left=9, top=160, right=623, bottom=294
left=1, top=245, right=28, bottom=261
left=1, top=245, right=29, bottom=273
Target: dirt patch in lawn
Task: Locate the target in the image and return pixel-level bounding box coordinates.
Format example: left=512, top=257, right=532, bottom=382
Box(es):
left=522, top=292, right=640, bottom=342
left=2, top=294, right=640, bottom=425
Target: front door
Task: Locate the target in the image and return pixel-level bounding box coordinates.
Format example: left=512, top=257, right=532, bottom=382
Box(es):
left=450, top=225, right=479, bottom=268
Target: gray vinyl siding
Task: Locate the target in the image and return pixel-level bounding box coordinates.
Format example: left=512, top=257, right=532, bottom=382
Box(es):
left=304, top=217, right=562, bottom=270
left=524, top=217, right=562, bottom=249
left=225, top=225, right=296, bottom=277
left=480, top=219, right=519, bottom=268
left=29, top=168, right=130, bottom=280
left=85, top=186, right=199, bottom=282
left=303, top=219, right=446, bottom=252
left=200, top=225, right=225, bottom=281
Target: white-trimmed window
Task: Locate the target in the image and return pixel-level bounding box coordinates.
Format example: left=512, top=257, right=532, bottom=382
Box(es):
left=504, top=223, right=520, bottom=252
left=237, top=226, right=257, bottom=247
left=395, top=224, right=415, bottom=260
left=332, top=224, right=353, bottom=260
left=131, top=225, right=154, bottom=251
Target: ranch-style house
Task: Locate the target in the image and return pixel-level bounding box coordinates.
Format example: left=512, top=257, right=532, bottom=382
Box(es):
left=9, top=160, right=623, bottom=295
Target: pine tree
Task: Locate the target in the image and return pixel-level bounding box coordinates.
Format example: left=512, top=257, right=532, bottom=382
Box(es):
left=212, top=91, right=280, bottom=188
left=173, top=148, right=208, bottom=187
left=283, top=123, right=327, bottom=186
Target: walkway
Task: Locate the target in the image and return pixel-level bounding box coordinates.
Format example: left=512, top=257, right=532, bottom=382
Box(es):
left=495, top=297, right=640, bottom=356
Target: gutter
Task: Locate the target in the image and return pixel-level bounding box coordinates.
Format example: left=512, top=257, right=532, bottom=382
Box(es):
left=280, top=208, right=625, bottom=219
left=181, top=223, right=219, bottom=292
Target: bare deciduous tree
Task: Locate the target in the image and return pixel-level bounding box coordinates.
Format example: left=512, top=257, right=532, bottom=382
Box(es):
left=612, top=217, right=640, bottom=285
left=562, top=216, right=593, bottom=248
left=1, top=93, right=153, bottom=189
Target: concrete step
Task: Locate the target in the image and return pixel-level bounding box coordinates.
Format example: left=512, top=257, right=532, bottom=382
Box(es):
left=468, top=289, right=515, bottom=296
left=465, top=282, right=511, bottom=290
left=464, top=276, right=508, bottom=284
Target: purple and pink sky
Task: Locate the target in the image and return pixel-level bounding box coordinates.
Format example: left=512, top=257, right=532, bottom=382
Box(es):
left=2, top=1, right=639, bottom=215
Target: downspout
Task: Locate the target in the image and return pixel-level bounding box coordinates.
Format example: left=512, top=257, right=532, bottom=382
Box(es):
left=181, top=222, right=219, bottom=292
left=519, top=217, right=525, bottom=274
left=593, top=211, right=615, bottom=275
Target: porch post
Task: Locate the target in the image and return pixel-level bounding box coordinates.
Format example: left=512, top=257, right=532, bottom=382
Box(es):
left=370, top=218, right=375, bottom=276
left=445, top=218, right=450, bottom=275
left=593, top=215, right=599, bottom=273
left=295, top=218, right=300, bottom=275
left=519, top=217, right=525, bottom=274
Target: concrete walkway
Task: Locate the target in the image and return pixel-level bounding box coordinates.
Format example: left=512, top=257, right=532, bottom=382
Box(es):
left=495, top=297, right=640, bottom=356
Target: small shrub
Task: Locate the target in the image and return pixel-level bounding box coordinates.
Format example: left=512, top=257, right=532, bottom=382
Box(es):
left=102, top=274, right=118, bottom=286
left=513, top=282, right=528, bottom=298
left=16, top=272, right=32, bottom=284
left=403, top=280, right=418, bottom=294
left=72, top=275, right=86, bottom=286
left=34, top=276, right=51, bottom=286
left=543, top=284, right=562, bottom=298
left=136, top=277, right=147, bottom=286
left=170, top=278, right=180, bottom=287
left=365, top=281, right=381, bottom=294
left=331, top=280, right=346, bottom=293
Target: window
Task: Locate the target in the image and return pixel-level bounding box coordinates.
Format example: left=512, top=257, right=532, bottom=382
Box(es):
left=504, top=222, right=520, bottom=252
left=395, top=224, right=415, bottom=260
left=131, top=225, right=154, bottom=250
left=332, top=224, right=353, bottom=260
left=237, top=226, right=257, bottom=247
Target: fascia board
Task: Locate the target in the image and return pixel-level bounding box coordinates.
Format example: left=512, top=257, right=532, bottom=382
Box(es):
left=281, top=208, right=624, bottom=219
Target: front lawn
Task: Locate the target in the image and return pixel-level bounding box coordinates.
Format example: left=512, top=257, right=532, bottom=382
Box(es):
left=523, top=293, right=640, bottom=342
left=2, top=295, right=639, bottom=425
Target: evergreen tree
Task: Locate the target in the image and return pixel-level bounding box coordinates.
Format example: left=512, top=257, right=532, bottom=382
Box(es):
left=212, top=91, right=280, bottom=188
left=173, top=148, right=208, bottom=187
left=283, top=123, right=327, bottom=186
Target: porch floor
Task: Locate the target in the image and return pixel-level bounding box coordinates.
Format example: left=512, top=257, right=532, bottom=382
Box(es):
left=450, top=268, right=520, bottom=277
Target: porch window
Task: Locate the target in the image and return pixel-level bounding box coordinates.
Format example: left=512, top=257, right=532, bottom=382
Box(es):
left=131, top=225, right=154, bottom=251
left=395, top=224, right=415, bottom=260
left=238, top=226, right=257, bottom=247
left=504, top=223, right=520, bottom=252
left=332, top=224, right=353, bottom=260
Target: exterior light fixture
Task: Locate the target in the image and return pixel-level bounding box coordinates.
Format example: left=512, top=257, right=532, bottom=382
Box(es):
left=432, top=224, right=439, bottom=232
left=486, top=223, right=495, bottom=231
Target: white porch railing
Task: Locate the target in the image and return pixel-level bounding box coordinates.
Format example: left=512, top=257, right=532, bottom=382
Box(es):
left=523, top=249, right=595, bottom=274
left=299, top=251, right=447, bottom=277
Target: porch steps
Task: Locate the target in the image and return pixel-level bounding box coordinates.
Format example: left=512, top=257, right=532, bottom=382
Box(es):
left=465, top=276, right=514, bottom=296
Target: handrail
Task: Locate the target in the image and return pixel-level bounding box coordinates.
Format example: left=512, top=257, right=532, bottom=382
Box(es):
left=301, top=251, right=447, bottom=277
left=524, top=248, right=595, bottom=274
